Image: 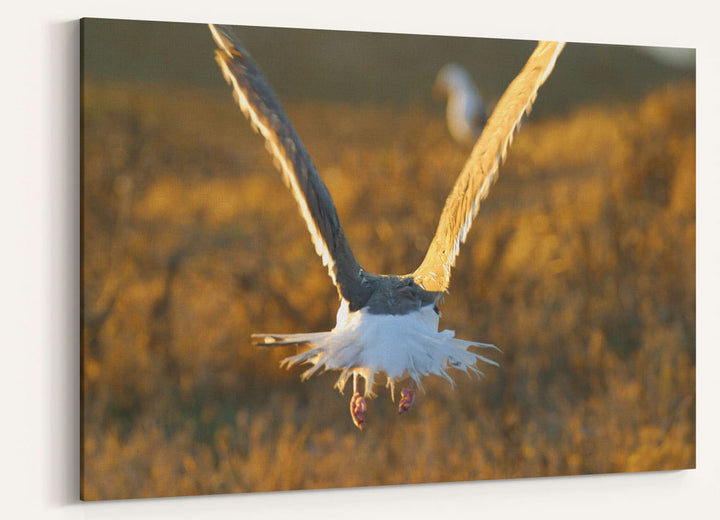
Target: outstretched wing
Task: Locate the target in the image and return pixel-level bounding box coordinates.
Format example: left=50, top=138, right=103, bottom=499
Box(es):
left=413, top=41, right=565, bottom=292
left=210, top=24, right=371, bottom=305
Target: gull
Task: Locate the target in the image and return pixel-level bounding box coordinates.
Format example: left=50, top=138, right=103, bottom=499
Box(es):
left=434, top=63, right=487, bottom=146
left=210, top=24, right=564, bottom=430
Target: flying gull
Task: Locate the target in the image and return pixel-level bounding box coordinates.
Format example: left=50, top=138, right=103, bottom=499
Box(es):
left=210, top=24, right=564, bottom=430
left=434, top=63, right=487, bottom=146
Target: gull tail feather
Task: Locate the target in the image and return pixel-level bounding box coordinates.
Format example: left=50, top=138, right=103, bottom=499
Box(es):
left=251, top=332, right=330, bottom=347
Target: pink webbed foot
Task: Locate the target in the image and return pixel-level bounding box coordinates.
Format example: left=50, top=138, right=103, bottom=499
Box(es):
left=350, top=393, right=367, bottom=430
left=398, top=385, right=415, bottom=414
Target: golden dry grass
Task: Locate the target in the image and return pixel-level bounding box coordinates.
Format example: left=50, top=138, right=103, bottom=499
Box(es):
left=80, top=79, right=695, bottom=500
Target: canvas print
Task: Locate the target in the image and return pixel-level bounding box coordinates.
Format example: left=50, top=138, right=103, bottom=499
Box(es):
left=80, top=18, right=696, bottom=500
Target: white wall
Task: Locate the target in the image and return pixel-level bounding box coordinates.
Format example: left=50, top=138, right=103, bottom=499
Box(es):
left=2, top=1, right=717, bottom=518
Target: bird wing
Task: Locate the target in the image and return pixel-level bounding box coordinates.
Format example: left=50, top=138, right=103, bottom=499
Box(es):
left=413, top=41, right=565, bottom=292
left=210, top=24, right=370, bottom=305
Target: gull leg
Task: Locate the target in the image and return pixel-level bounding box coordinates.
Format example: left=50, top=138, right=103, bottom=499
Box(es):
left=350, top=373, right=367, bottom=431
left=398, top=381, right=415, bottom=415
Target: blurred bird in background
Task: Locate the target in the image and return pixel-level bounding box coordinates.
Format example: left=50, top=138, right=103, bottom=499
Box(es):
left=434, top=63, right=487, bottom=146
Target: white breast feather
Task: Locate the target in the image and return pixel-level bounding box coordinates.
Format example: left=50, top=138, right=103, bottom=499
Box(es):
left=279, top=300, right=498, bottom=398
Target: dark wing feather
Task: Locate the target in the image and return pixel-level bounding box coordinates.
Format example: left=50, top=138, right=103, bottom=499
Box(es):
left=210, top=24, right=372, bottom=306
left=413, top=41, right=565, bottom=292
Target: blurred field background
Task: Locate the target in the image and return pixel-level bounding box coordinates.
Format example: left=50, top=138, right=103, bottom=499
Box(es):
left=80, top=19, right=695, bottom=500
